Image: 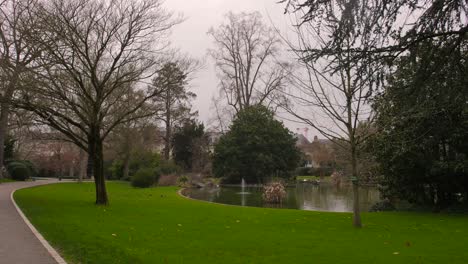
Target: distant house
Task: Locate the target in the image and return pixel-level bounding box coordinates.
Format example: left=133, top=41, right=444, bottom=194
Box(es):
left=295, top=135, right=336, bottom=169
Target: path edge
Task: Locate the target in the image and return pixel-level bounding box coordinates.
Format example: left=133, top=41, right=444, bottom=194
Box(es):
left=11, top=188, right=68, bottom=264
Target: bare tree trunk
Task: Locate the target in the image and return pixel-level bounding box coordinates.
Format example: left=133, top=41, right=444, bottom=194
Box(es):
left=164, top=109, right=171, bottom=160
left=0, top=87, right=14, bottom=179
left=351, top=142, right=362, bottom=228
left=0, top=104, right=10, bottom=179
left=90, top=132, right=108, bottom=205
left=86, top=154, right=93, bottom=179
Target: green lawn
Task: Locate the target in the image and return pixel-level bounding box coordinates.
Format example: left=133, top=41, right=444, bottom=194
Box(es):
left=14, top=182, right=468, bottom=264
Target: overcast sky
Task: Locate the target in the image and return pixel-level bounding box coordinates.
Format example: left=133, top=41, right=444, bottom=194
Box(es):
left=161, top=1, right=318, bottom=138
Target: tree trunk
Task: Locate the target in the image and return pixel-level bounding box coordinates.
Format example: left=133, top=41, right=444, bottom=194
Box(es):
left=351, top=143, right=362, bottom=228
left=86, top=154, right=93, bottom=179
left=89, top=131, right=108, bottom=205
left=164, top=118, right=171, bottom=160
left=92, top=140, right=108, bottom=205
left=0, top=97, right=12, bottom=179
left=163, top=87, right=172, bottom=160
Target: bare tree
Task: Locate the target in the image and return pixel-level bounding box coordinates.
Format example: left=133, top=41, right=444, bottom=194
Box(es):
left=0, top=0, right=41, bottom=178
left=208, top=12, right=287, bottom=114
left=15, top=0, right=181, bottom=204
left=207, top=95, right=231, bottom=134
left=279, top=9, right=381, bottom=228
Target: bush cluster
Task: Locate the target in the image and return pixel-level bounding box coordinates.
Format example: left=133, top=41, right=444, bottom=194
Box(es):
left=109, top=151, right=182, bottom=185
left=262, top=181, right=287, bottom=204
left=176, top=175, right=190, bottom=187
left=7, top=160, right=37, bottom=181
left=131, top=168, right=160, bottom=188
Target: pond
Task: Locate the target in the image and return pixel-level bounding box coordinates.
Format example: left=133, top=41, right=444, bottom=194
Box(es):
left=182, top=182, right=381, bottom=212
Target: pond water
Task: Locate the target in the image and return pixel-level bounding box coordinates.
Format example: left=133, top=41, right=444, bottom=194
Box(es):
left=182, top=182, right=381, bottom=212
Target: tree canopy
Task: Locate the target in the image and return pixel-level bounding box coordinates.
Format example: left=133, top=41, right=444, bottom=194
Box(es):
left=213, top=105, right=300, bottom=184
left=372, top=42, right=468, bottom=209
left=208, top=12, right=286, bottom=114
left=13, top=0, right=180, bottom=204
left=171, top=120, right=208, bottom=172
left=282, top=0, right=467, bottom=63
left=152, top=62, right=196, bottom=160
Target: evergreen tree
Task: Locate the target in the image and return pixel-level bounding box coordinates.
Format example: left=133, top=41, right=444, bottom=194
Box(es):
left=372, top=43, right=468, bottom=209
left=152, top=62, right=196, bottom=160
left=213, top=105, right=300, bottom=184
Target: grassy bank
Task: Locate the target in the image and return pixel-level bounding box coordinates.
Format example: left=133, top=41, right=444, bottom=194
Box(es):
left=14, top=182, right=468, bottom=264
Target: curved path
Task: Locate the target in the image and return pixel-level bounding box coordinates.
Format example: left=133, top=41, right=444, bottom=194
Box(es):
left=0, top=179, right=65, bottom=264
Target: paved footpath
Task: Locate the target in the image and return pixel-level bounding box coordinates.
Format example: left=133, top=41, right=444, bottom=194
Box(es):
left=0, top=179, right=63, bottom=264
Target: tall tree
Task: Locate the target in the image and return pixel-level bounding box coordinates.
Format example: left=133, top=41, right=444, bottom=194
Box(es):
left=151, top=62, right=196, bottom=160
left=171, top=120, right=207, bottom=172
left=372, top=42, right=468, bottom=209
left=279, top=4, right=383, bottom=227
left=208, top=12, right=287, bottom=114
left=15, top=0, right=180, bottom=204
left=213, top=105, right=300, bottom=184
left=0, top=0, right=41, bottom=178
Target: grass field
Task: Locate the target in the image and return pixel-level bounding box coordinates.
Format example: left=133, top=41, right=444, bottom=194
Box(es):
left=14, top=182, right=468, bottom=264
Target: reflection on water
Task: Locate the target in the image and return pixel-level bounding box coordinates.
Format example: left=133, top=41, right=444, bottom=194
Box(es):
left=183, top=182, right=381, bottom=212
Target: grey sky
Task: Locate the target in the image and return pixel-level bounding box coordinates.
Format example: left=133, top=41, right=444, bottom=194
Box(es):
left=162, top=1, right=316, bottom=136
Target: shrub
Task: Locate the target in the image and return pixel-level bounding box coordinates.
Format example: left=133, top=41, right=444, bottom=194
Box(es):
left=330, top=171, right=345, bottom=186
left=177, top=175, right=190, bottom=187
left=7, top=160, right=37, bottom=181
left=131, top=168, right=159, bottom=188
left=262, top=181, right=286, bottom=204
